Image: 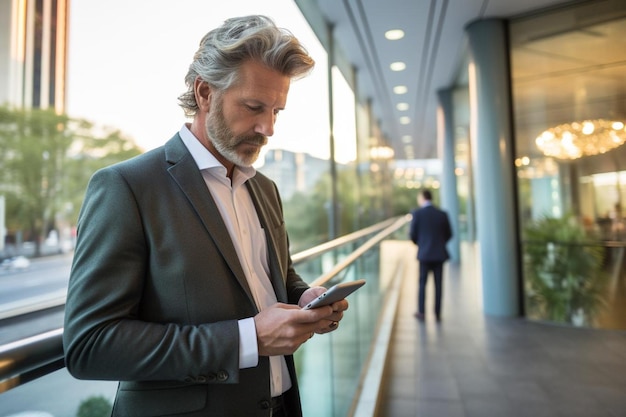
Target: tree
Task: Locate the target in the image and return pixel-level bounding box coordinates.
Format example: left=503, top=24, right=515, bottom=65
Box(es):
left=0, top=106, right=142, bottom=257
left=76, top=395, right=112, bottom=417
left=283, top=164, right=380, bottom=252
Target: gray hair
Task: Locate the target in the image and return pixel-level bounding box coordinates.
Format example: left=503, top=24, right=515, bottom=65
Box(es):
left=178, top=15, right=315, bottom=116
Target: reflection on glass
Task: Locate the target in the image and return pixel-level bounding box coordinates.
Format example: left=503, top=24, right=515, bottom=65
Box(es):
left=511, top=1, right=626, bottom=329
left=535, top=119, right=626, bottom=160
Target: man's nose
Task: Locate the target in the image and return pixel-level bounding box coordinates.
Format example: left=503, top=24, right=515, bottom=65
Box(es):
left=255, top=112, right=275, bottom=137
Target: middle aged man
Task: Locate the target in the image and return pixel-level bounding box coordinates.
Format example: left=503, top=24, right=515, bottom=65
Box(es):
left=63, top=15, right=348, bottom=417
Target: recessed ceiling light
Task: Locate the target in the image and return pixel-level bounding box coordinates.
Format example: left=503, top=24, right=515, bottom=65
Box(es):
left=396, top=102, right=409, bottom=111
left=400, top=116, right=411, bottom=124
left=385, top=29, right=405, bottom=40
left=390, top=61, right=406, bottom=71
left=393, top=85, right=408, bottom=94
left=402, top=135, right=412, bottom=143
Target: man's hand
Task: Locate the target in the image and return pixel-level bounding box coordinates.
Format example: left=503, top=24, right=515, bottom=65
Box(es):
left=299, top=286, right=348, bottom=334
left=253, top=293, right=349, bottom=357
left=254, top=303, right=329, bottom=356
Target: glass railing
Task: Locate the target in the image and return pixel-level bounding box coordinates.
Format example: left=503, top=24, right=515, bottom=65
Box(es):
left=294, top=217, right=410, bottom=417
left=0, top=216, right=411, bottom=417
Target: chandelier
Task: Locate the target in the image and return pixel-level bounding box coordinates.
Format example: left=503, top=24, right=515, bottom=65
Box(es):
left=535, top=119, right=626, bottom=160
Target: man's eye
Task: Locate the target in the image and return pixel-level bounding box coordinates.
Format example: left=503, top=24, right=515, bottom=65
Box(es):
left=247, top=105, right=262, bottom=112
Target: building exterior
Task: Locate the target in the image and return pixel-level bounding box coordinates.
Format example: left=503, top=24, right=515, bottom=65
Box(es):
left=0, top=0, right=68, bottom=111
left=259, top=149, right=329, bottom=201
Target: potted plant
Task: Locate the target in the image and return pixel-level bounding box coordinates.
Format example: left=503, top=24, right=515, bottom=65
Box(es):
left=522, top=214, right=608, bottom=326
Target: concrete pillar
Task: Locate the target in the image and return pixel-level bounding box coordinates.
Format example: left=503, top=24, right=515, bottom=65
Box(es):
left=466, top=18, right=520, bottom=317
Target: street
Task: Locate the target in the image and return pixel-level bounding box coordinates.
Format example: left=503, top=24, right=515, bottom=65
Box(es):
left=0, top=254, right=72, bottom=306
left=0, top=253, right=113, bottom=417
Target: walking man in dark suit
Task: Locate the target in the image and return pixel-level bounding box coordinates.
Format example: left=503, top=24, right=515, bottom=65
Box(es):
left=409, top=189, right=453, bottom=322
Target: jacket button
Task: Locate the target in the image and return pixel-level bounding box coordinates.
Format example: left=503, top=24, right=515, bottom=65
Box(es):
left=207, top=373, right=216, bottom=382
left=183, top=377, right=193, bottom=383
left=259, top=400, right=270, bottom=409
left=196, top=375, right=207, bottom=383
left=217, top=370, right=229, bottom=381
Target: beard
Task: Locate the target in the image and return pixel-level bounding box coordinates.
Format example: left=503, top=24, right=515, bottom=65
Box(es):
left=205, top=97, right=268, bottom=167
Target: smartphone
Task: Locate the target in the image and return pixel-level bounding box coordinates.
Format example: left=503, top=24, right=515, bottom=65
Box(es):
left=302, top=279, right=366, bottom=310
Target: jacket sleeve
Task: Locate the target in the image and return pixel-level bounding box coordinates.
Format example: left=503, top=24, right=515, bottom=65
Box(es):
left=63, top=167, right=241, bottom=384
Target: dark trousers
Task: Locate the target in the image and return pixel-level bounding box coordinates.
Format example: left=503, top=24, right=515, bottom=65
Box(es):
left=418, top=260, right=444, bottom=317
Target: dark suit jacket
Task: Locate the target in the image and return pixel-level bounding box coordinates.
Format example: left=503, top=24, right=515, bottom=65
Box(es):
left=63, top=134, right=310, bottom=416
left=409, top=204, right=453, bottom=262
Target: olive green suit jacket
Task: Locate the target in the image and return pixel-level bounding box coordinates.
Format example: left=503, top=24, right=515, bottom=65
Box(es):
left=63, top=134, right=309, bottom=416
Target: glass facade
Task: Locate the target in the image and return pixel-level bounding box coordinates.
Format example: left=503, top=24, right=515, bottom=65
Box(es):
left=510, top=0, right=626, bottom=329
left=451, top=87, right=474, bottom=243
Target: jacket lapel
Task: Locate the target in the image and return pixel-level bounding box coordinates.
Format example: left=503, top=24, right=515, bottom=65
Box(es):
left=163, top=134, right=256, bottom=308
left=246, top=178, right=288, bottom=303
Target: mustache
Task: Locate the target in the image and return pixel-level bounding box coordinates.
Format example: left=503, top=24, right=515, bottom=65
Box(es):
left=236, top=134, right=268, bottom=146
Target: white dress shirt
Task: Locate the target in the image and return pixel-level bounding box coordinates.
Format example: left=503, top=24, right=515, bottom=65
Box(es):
left=179, top=124, right=291, bottom=397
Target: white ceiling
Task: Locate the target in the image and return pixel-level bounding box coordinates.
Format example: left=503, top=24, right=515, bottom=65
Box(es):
left=295, top=0, right=583, bottom=160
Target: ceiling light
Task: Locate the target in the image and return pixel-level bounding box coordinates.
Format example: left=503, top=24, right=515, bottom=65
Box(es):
left=535, top=119, right=626, bottom=159
left=390, top=61, right=406, bottom=71
left=396, top=103, right=409, bottom=111
left=393, top=85, right=408, bottom=94
left=400, top=116, right=411, bottom=124
left=402, top=135, right=412, bottom=143
left=385, top=29, right=405, bottom=40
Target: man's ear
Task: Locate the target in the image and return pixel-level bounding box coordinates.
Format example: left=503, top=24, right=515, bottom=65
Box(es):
left=194, top=77, right=212, bottom=112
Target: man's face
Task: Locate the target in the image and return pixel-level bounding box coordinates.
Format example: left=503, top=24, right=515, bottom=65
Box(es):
left=205, top=60, right=291, bottom=167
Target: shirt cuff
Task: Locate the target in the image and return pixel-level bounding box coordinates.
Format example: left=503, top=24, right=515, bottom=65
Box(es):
left=238, top=317, right=259, bottom=369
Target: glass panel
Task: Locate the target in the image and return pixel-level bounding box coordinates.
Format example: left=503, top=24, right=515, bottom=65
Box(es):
left=295, top=236, right=404, bottom=417
left=331, top=67, right=359, bottom=237
left=452, top=87, right=475, bottom=243
left=257, top=10, right=331, bottom=252
left=510, top=0, right=626, bottom=328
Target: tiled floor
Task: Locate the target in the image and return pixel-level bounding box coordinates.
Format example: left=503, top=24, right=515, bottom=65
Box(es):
left=379, top=243, right=626, bottom=417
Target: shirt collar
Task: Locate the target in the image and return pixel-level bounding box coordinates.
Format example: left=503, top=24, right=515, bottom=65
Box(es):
left=178, top=124, right=257, bottom=181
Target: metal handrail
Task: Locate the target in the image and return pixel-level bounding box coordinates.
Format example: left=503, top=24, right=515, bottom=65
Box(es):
left=0, top=329, right=64, bottom=393
left=291, top=217, right=397, bottom=265
left=311, top=214, right=411, bottom=287
left=0, top=216, right=410, bottom=394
